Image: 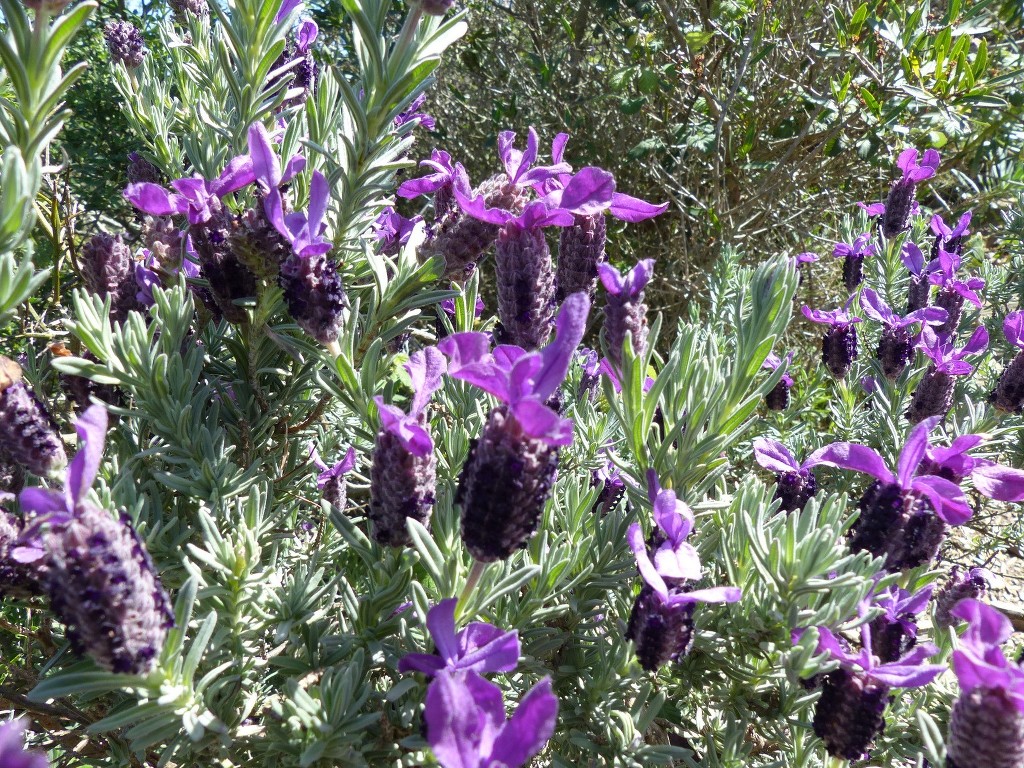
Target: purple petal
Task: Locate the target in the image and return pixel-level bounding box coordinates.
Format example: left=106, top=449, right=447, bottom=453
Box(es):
left=376, top=398, right=434, bottom=457
left=652, top=488, right=694, bottom=543
left=653, top=541, right=702, bottom=581
left=859, top=289, right=892, bottom=324
left=510, top=399, right=574, bottom=446
left=275, top=0, right=302, bottom=22
left=489, top=678, right=559, bottom=767
left=556, top=167, right=615, bottom=215
left=953, top=598, right=1013, bottom=646
left=17, top=487, right=67, bottom=519
left=805, top=442, right=894, bottom=483
left=296, top=19, right=318, bottom=52
left=532, top=293, right=590, bottom=401
left=870, top=660, right=945, bottom=688
left=426, top=599, right=460, bottom=664
left=814, top=625, right=860, bottom=666
left=971, top=463, right=1024, bottom=502
left=896, top=416, right=940, bottom=487
left=752, top=438, right=800, bottom=474
left=911, top=475, right=972, bottom=525
left=124, top=183, right=186, bottom=216
left=212, top=155, right=256, bottom=196
left=627, top=523, right=668, bottom=597
left=896, top=148, right=919, bottom=175
left=901, top=242, right=925, bottom=275
left=669, top=586, right=742, bottom=605
left=424, top=672, right=500, bottom=768
left=306, top=171, right=330, bottom=237
left=281, top=154, right=306, bottom=185
left=406, top=347, right=447, bottom=416
left=608, top=192, right=669, bottom=222
left=456, top=625, right=520, bottom=675
left=397, top=653, right=447, bottom=675
left=248, top=123, right=281, bottom=191
left=960, top=325, right=989, bottom=356
left=1003, top=311, right=1024, bottom=349
left=597, top=263, right=625, bottom=295
left=550, top=133, right=569, bottom=165
left=66, top=405, right=108, bottom=508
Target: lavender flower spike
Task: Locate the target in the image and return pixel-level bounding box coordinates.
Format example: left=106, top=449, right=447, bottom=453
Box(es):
left=626, top=480, right=741, bottom=671
left=599, top=259, right=655, bottom=372
left=309, top=445, right=356, bottom=512
left=398, top=598, right=520, bottom=677
left=761, top=352, right=794, bottom=410
left=370, top=347, right=446, bottom=547
left=425, top=671, right=558, bottom=768
left=441, top=294, right=590, bottom=561
left=946, top=599, right=1024, bottom=768
left=834, top=234, right=876, bottom=293
left=907, top=324, right=988, bottom=424
left=801, top=305, right=862, bottom=378
left=860, top=288, right=947, bottom=380
left=18, top=406, right=174, bottom=674
left=752, top=438, right=818, bottom=512
left=808, top=416, right=973, bottom=569
left=868, top=583, right=933, bottom=663
left=881, top=148, right=940, bottom=238
left=933, top=567, right=990, bottom=630
left=0, top=719, right=49, bottom=768
left=927, top=249, right=985, bottom=337
left=0, top=356, right=67, bottom=478
left=931, top=211, right=972, bottom=256
left=901, top=242, right=936, bottom=313
left=991, top=310, right=1024, bottom=413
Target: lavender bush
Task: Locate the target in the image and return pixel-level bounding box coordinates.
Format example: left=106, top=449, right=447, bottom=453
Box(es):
left=1, top=1, right=1024, bottom=766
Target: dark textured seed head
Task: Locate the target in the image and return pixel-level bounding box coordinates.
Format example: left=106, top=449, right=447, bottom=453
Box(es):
left=169, top=0, right=208, bottom=19
left=869, top=615, right=916, bottom=664
left=126, top=152, right=162, bottom=185
left=0, top=447, right=25, bottom=495
left=842, top=254, right=865, bottom=293
left=0, top=509, right=43, bottom=600
left=369, top=430, right=436, bottom=547
left=456, top=406, right=559, bottom=562
left=279, top=253, right=347, bottom=345
left=81, top=233, right=132, bottom=297
left=0, top=369, right=67, bottom=478
left=906, top=367, right=954, bottom=424
left=895, top=506, right=948, bottom=569
left=103, top=21, right=147, bottom=69
left=43, top=505, right=174, bottom=674
left=774, top=469, right=816, bottom=513
left=813, top=668, right=891, bottom=760
left=934, top=286, right=965, bottom=337
left=947, top=688, right=1024, bottom=768
left=765, top=379, right=791, bottom=411
left=881, top=180, right=915, bottom=239
left=934, top=567, right=989, bottom=630
left=322, top=475, right=347, bottom=513
left=990, top=351, right=1024, bottom=414
left=821, top=325, right=859, bottom=378
left=555, top=213, right=607, bottom=303
left=849, top=481, right=908, bottom=564
left=494, top=225, right=555, bottom=350
left=877, top=325, right=915, bottom=380
left=230, top=204, right=292, bottom=281
left=190, top=209, right=258, bottom=324
left=906, top=274, right=931, bottom=314
left=604, top=291, right=649, bottom=372
left=625, top=583, right=696, bottom=672
left=142, top=217, right=184, bottom=276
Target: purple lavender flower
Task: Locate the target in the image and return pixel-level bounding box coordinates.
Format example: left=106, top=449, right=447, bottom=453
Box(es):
left=803, top=620, right=944, bottom=759
left=946, top=600, right=1024, bottom=768
left=424, top=670, right=558, bottom=768
left=791, top=251, right=819, bottom=267
left=801, top=306, right=863, bottom=378
left=626, top=480, right=741, bottom=671
left=868, top=583, right=932, bottom=663
left=440, top=294, right=589, bottom=561
left=577, top=348, right=601, bottom=401
left=834, top=234, right=876, bottom=293
left=881, top=148, right=940, bottom=238
left=927, top=248, right=985, bottom=337
left=934, top=567, right=990, bottom=630
left=860, top=288, right=947, bottom=380
left=18, top=406, right=173, bottom=674
left=169, top=0, right=208, bottom=21
left=761, top=352, right=794, bottom=410
left=590, top=457, right=625, bottom=515
left=599, top=259, right=654, bottom=373
left=126, top=152, right=161, bottom=185
left=369, top=348, right=445, bottom=547
left=753, top=438, right=819, bottom=512
left=456, top=164, right=613, bottom=349
left=0, top=506, right=42, bottom=600
left=79, top=233, right=145, bottom=323
left=991, top=310, right=1024, bottom=413
left=309, top=445, right=356, bottom=512
left=0, top=719, right=48, bottom=768
left=0, top=357, right=67, bottom=478
left=907, top=324, right=988, bottom=424
left=124, top=156, right=255, bottom=227
left=809, top=416, right=973, bottom=569
left=399, top=150, right=458, bottom=220
left=398, top=598, right=520, bottom=677
left=931, top=211, right=972, bottom=257
left=394, top=92, right=436, bottom=131
left=104, top=21, right=146, bottom=68
left=901, top=242, right=936, bottom=313
left=373, top=207, right=422, bottom=256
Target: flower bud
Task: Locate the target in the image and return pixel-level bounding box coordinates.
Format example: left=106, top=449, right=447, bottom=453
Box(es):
left=906, top=368, right=954, bottom=424
left=494, top=226, right=555, bottom=350
left=990, top=351, right=1024, bottom=414
left=0, top=358, right=67, bottom=478
left=821, top=325, right=859, bottom=378
left=947, top=688, right=1024, bottom=768
left=457, top=406, right=559, bottom=562
left=169, top=0, right=208, bottom=21
left=894, top=506, right=947, bottom=570
left=625, top=584, right=695, bottom=672
left=555, top=213, right=606, bottom=303
left=934, top=567, right=989, bottom=630
left=415, top=0, right=456, bottom=15
left=842, top=254, right=865, bottom=293
left=812, top=668, right=890, bottom=760
left=43, top=505, right=173, bottom=674
left=765, top=378, right=791, bottom=411
left=279, top=253, right=347, bottom=345
left=103, top=21, right=147, bottom=69
left=79, top=233, right=143, bottom=323
left=369, top=430, right=436, bottom=547
left=848, top=481, right=908, bottom=565
left=126, top=152, right=162, bottom=185
left=881, top=181, right=914, bottom=240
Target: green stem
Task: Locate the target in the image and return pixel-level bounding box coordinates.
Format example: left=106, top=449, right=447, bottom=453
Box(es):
left=455, top=560, right=488, bottom=618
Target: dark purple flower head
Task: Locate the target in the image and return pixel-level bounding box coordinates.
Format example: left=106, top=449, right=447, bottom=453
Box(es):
left=928, top=250, right=985, bottom=307
left=762, top=351, right=794, bottom=386
left=374, top=347, right=447, bottom=457
left=753, top=438, right=819, bottom=511
left=860, top=288, right=946, bottom=331
left=950, top=599, right=1024, bottom=709
left=880, top=148, right=940, bottom=238
left=424, top=670, right=558, bottom=768
left=808, top=416, right=973, bottom=525
left=438, top=293, right=590, bottom=446
left=398, top=598, right=519, bottom=677
left=0, top=719, right=48, bottom=768
left=397, top=149, right=456, bottom=199
left=124, top=156, right=255, bottom=227
left=373, top=207, right=422, bottom=255
left=833, top=234, right=877, bottom=260
left=804, top=621, right=944, bottom=689
left=309, top=445, right=356, bottom=489
left=394, top=92, right=435, bottom=131
left=598, top=259, right=655, bottom=301
left=626, top=481, right=741, bottom=607
left=934, top=567, right=991, bottom=629
left=931, top=212, right=972, bottom=248
left=917, top=324, right=988, bottom=375
left=104, top=21, right=146, bottom=68
left=896, top=148, right=941, bottom=183
left=135, top=256, right=161, bottom=307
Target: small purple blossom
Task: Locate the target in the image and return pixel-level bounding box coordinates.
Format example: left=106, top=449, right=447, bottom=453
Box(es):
left=931, top=211, right=972, bottom=254
left=950, top=599, right=1024, bottom=708
left=803, top=621, right=944, bottom=689
left=860, top=288, right=947, bottom=379
left=881, top=148, right=940, bottom=238
left=917, top=324, right=988, bottom=376
left=398, top=598, right=519, bottom=677
left=309, top=445, right=356, bottom=489
left=373, top=207, right=422, bottom=256
left=394, top=92, right=435, bottom=131
left=124, top=156, right=255, bottom=227
left=990, top=310, right=1024, bottom=414
left=791, top=251, right=819, bottom=266
left=374, top=347, right=447, bottom=457
left=834, top=234, right=876, bottom=292
left=397, top=149, right=456, bottom=201
left=762, top=351, right=794, bottom=410
left=753, top=438, right=819, bottom=512
left=802, top=305, right=863, bottom=378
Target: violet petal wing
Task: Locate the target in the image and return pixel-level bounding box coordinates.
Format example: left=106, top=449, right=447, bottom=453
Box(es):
left=397, top=653, right=446, bottom=676
left=124, top=183, right=186, bottom=216
left=752, top=438, right=800, bottom=474
left=510, top=399, right=574, bottom=446
left=532, top=293, right=590, bottom=401
left=608, top=192, right=669, bottom=222
left=489, top=677, right=559, bottom=768
left=66, top=404, right=108, bottom=508
left=1003, top=310, right=1024, bottom=349
left=911, top=475, right=972, bottom=525
left=805, top=443, right=894, bottom=483
left=556, top=167, right=615, bottom=215
left=971, top=463, right=1024, bottom=502
left=247, top=122, right=281, bottom=190
left=896, top=416, right=941, bottom=487
left=424, top=672, right=489, bottom=768
left=426, top=598, right=460, bottom=664
left=627, top=523, right=669, bottom=597
left=456, top=627, right=520, bottom=675
left=671, top=586, right=742, bottom=605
